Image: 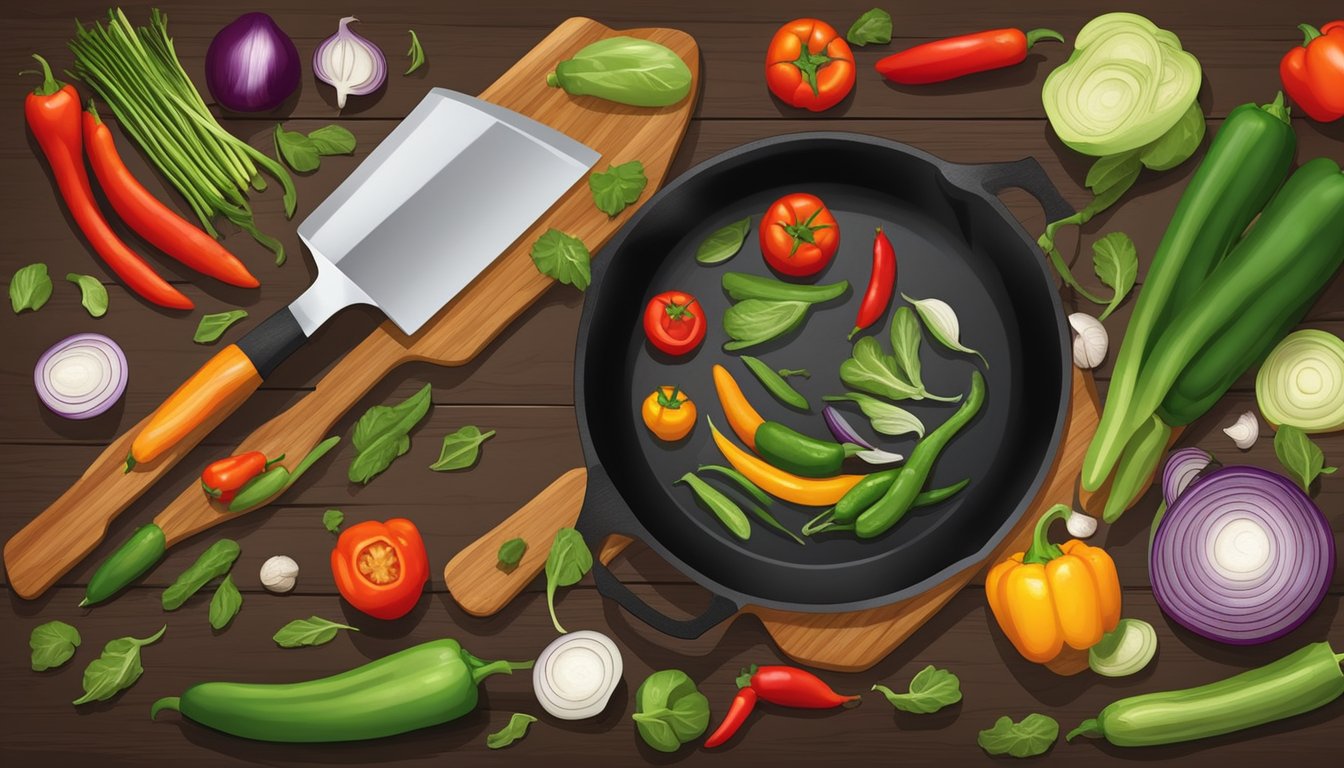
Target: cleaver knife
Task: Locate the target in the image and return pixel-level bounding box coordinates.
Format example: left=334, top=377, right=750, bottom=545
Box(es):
left=126, top=89, right=599, bottom=469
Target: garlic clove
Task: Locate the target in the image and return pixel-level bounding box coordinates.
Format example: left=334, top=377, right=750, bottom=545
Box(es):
left=1223, top=410, right=1259, bottom=450
left=1066, top=509, right=1098, bottom=539
left=260, top=555, right=299, bottom=593
left=1069, top=312, right=1108, bottom=369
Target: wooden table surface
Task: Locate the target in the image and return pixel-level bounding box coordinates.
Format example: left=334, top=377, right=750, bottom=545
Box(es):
left=2, top=1, right=1342, bottom=765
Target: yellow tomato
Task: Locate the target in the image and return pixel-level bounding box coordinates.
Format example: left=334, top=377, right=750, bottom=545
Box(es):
left=642, top=387, right=695, bottom=441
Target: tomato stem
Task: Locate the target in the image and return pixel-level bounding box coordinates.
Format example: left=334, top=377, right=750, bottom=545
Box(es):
left=790, top=35, right=833, bottom=98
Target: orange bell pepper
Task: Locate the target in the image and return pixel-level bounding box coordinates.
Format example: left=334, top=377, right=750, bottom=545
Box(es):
left=331, top=518, right=429, bottom=620
left=985, top=504, right=1121, bottom=663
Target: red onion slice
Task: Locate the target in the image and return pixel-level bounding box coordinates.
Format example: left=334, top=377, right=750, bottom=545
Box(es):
left=1161, top=446, right=1212, bottom=506
left=34, top=333, right=127, bottom=419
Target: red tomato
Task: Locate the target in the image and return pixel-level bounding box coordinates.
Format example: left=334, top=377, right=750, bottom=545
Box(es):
left=765, top=19, right=856, bottom=112
left=760, top=193, right=840, bottom=277
left=644, top=291, right=706, bottom=356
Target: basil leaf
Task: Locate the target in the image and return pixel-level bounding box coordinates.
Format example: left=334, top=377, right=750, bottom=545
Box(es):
left=1092, top=232, right=1138, bottom=322
left=486, top=713, right=537, bottom=749
left=322, top=508, right=344, bottom=534
left=633, top=669, right=710, bottom=752
left=272, top=616, right=359, bottom=648
left=66, top=273, right=109, bottom=317
left=72, top=625, right=165, bottom=705
left=723, top=299, right=809, bottom=351
left=1085, top=151, right=1142, bottom=196
left=1274, top=424, right=1337, bottom=492
left=274, top=124, right=320, bottom=173
left=208, top=574, right=242, bottom=630
left=873, top=665, right=962, bottom=714
left=847, top=8, right=893, bottom=46
left=307, top=125, right=356, bottom=156
left=497, top=537, right=527, bottom=569
left=695, top=217, right=751, bottom=265
left=194, top=310, right=248, bottom=344
left=162, top=539, right=241, bottom=610
left=840, top=337, right=922, bottom=400
left=544, top=527, right=593, bottom=633
left=429, top=425, right=495, bottom=471
left=530, top=228, right=592, bottom=290
left=405, top=29, right=426, bottom=75
left=349, top=383, right=433, bottom=484
left=30, top=620, right=81, bottom=671
left=888, top=306, right=923, bottom=383
left=1139, top=101, right=1206, bottom=172
left=823, top=393, right=925, bottom=437
left=589, top=160, right=648, bottom=217
left=977, top=713, right=1059, bottom=758
left=9, top=263, right=53, bottom=314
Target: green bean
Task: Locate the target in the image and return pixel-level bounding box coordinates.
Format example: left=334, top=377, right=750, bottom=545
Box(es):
left=676, top=474, right=750, bottom=540
left=227, top=467, right=291, bottom=513
left=697, top=465, right=772, bottom=507
left=721, top=272, right=849, bottom=304
left=741, top=356, right=809, bottom=410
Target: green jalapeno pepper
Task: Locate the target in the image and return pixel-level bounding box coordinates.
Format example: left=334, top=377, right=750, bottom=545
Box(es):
left=754, top=421, right=862, bottom=478
left=80, top=523, right=166, bottom=607
left=226, top=436, right=341, bottom=513
left=803, top=478, right=970, bottom=535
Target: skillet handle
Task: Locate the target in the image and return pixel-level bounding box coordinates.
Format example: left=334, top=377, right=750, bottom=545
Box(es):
left=949, top=156, right=1075, bottom=223
left=577, top=465, right=739, bottom=640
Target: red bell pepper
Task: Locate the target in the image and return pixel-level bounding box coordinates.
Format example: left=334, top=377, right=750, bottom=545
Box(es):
left=201, top=450, right=284, bottom=503
left=1280, top=21, right=1344, bottom=122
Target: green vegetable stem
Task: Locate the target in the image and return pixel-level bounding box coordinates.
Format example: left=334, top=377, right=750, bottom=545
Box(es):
left=81, top=523, right=168, bottom=607
left=546, top=37, right=692, bottom=107
left=721, top=272, right=848, bottom=303
left=486, top=713, right=537, bottom=749
left=404, top=29, right=426, bottom=75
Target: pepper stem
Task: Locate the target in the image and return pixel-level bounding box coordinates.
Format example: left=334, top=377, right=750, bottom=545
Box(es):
left=1299, top=23, right=1322, bottom=46
left=150, top=697, right=181, bottom=720
left=1022, top=504, right=1071, bottom=565
left=464, top=650, right=535, bottom=686
left=1024, top=28, right=1066, bottom=49
left=1261, top=91, right=1292, bottom=123
left=26, top=54, right=63, bottom=96
left=1066, top=719, right=1102, bottom=741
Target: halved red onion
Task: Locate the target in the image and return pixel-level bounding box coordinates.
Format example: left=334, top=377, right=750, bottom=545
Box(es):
left=1161, top=446, right=1212, bottom=506
left=822, top=405, right=902, bottom=465
left=1150, top=465, right=1334, bottom=645
left=34, top=333, right=127, bottom=419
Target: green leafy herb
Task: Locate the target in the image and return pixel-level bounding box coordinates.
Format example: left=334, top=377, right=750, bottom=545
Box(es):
left=589, top=160, right=648, bottom=217
left=498, top=537, right=528, bottom=569
left=846, top=8, right=893, bottom=46
left=544, top=527, right=593, bottom=633
left=72, top=625, right=166, bottom=705
left=530, top=228, right=592, bottom=290
left=633, top=669, right=711, bottom=752
left=823, top=393, right=925, bottom=437
left=872, top=665, right=962, bottom=714
left=695, top=217, right=751, bottom=264
left=274, top=124, right=357, bottom=173
left=9, top=263, right=52, bottom=314
left=162, top=539, right=241, bottom=610
left=977, top=713, right=1059, bottom=758
left=405, top=29, right=426, bottom=75
left=66, top=273, right=109, bottom=317
left=30, top=620, right=81, bottom=671
left=349, top=383, right=433, bottom=484
left=305, top=125, right=357, bottom=156
left=429, top=425, right=495, bottom=471
left=723, top=299, right=809, bottom=351
left=1274, top=424, right=1337, bottom=492
left=486, top=713, right=537, bottom=749
left=322, top=508, right=344, bottom=534
left=839, top=330, right=960, bottom=403
left=194, top=310, right=248, bottom=344
left=208, top=574, right=242, bottom=630
left=272, top=616, right=359, bottom=648
left=1092, top=232, right=1138, bottom=321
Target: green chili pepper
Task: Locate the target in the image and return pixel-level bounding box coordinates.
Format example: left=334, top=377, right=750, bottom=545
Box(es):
left=803, top=479, right=970, bottom=535
left=1101, top=414, right=1171, bottom=523
left=151, top=638, right=533, bottom=742
left=675, top=473, right=751, bottom=540
left=226, top=436, right=341, bottom=513
left=754, top=421, right=861, bottom=478
left=741, top=356, right=809, bottom=410
left=721, top=272, right=849, bottom=304
left=856, top=372, right=984, bottom=539
left=80, top=523, right=166, bottom=607
left=1068, top=641, right=1344, bottom=747
left=833, top=468, right=902, bottom=524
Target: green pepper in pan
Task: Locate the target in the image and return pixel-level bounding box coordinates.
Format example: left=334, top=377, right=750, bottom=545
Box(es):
left=754, top=421, right=864, bottom=478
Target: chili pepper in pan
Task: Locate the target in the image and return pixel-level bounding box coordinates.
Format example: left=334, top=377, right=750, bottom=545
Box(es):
left=706, top=664, right=859, bottom=748
left=875, top=28, right=1065, bottom=85
left=22, top=55, right=192, bottom=310
left=201, top=451, right=285, bottom=503
left=83, top=105, right=259, bottom=288
left=712, top=365, right=860, bottom=477
left=849, top=228, right=896, bottom=340
left=1280, top=21, right=1344, bottom=123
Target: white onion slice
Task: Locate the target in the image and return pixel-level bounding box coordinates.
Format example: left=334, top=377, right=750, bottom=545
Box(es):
left=533, top=630, right=622, bottom=720
left=34, top=333, right=127, bottom=419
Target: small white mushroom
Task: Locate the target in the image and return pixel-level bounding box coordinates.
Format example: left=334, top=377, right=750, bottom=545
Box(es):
left=1066, top=509, right=1098, bottom=539
left=1069, top=313, right=1109, bottom=369
left=1223, top=410, right=1260, bottom=450
left=260, top=555, right=299, bottom=593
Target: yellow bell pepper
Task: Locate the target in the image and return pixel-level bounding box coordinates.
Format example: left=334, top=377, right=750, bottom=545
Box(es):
left=985, top=504, right=1121, bottom=663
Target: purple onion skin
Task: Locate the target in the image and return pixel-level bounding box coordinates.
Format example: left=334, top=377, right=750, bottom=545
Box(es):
left=822, top=405, right=875, bottom=450
left=206, top=13, right=301, bottom=112
left=1161, top=446, right=1212, bottom=506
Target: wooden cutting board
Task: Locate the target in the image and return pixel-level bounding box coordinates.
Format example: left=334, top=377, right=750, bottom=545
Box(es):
left=445, top=366, right=1100, bottom=673
left=3, top=17, right=700, bottom=598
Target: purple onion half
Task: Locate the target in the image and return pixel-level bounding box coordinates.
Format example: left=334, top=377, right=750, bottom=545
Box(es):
left=205, top=13, right=301, bottom=112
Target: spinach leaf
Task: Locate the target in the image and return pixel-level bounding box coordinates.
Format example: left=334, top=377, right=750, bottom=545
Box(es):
left=208, top=574, right=243, bottom=630
left=405, top=29, right=426, bottom=75
left=486, top=713, right=537, bottom=749
left=1092, top=232, right=1138, bottom=321
left=306, top=125, right=357, bottom=156
left=30, top=620, right=81, bottom=671
left=429, top=425, right=495, bottom=471
left=273, top=616, right=359, bottom=648
left=9, top=263, right=53, bottom=314
left=72, top=625, right=165, bottom=705
left=274, top=124, right=321, bottom=172
left=66, top=273, right=109, bottom=317
left=194, top=310, right=248, bottom=343
left=847, top=8, right=893, bottom=46
left=349, top=383, right=432, bottom=484
left=162, top=539, right=240, bottom=610
left=873, top=665, right=962, bottom=714
left=322, top=508, right=344, bottom=534
left=723, top=299, right=809, bottom=351
left=838, top=336, right=957, bottom=402
left=1274, top=425, right=1337, bottom=492
left=823, top=393, right=925, bottom=437
left=695, top=217, right=751, bottom=264
left=633, top=669, right=710, bottom=752
left=589, top=160, right=648, bottom=217
left=978, top=714, right=1058, bottom=758
left=888, top=306, right=923, bottom=383
left=530, top=229, right=592, bottom=290
left=545, top=527, right=593, bottom=633
left=498, top=537, right=527, bottom=569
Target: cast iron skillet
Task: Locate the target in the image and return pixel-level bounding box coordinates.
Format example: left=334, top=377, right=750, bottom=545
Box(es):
left=574, top=132, right=1074, bottom=639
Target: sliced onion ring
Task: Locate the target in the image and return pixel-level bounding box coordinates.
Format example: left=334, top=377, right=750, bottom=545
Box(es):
left=34, top=333, right=127, bottom=419
left=1161, top=446, right=1212, bottom=506
left=533, top=630, right=622, bottom=720
left=1256, top=329, right=1344, bottom=433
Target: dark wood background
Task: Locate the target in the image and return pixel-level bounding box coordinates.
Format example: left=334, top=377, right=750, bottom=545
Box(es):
left=2, top=1, right=1342, bottom=765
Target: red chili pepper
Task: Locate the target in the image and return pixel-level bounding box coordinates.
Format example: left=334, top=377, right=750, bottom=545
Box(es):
left=1280, top=21, right=1344, bottom=123
left=876, top=28, right=1064, bottom=85
left=22, top=55, right=192, bottom=310
left=849, top=227, right=897, bottom=340
left=201, top=450, right=283, bottom=503
left=82, top=106, right=259, bottom=289
left=704, top=686, right=756, bottom=748
left=737, top=664, right=861, bottom=709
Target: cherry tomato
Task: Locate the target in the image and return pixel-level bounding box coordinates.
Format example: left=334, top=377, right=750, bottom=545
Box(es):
left=642, top=386, right=696, bottom=441
left=765, top=19, right=856, bottom=112
left=760, top=193, right=840, bottom=277
left=643, top=291, right=706, bottom=356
